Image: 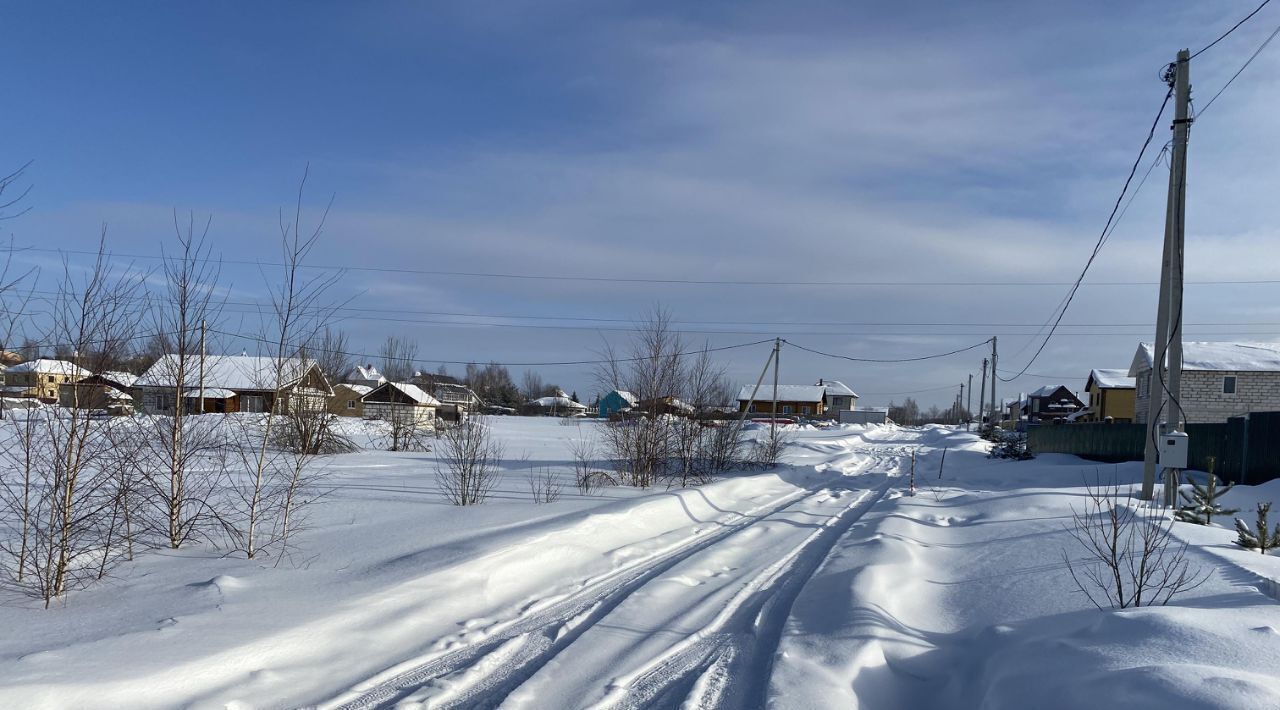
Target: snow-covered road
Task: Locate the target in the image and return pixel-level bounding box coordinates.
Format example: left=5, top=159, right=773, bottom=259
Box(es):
left=326, top=428, right=918, bottom=710
left=5, top=419, right=1280, bottom=709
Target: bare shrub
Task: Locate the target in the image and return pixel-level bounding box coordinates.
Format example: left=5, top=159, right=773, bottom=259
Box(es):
left=437, top=418, right=504, bottom=506
left=1064, top=472, right=1209, bottom=609
left=750, top=425, right=793, bottom=468
left=375, top=404, right=436, bottom=452
left=527, top=466, right=563, bottom=504
left=568, top=436, right=614, bottom=495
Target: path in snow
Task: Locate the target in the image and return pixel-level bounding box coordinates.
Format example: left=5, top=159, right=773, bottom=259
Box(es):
left=324, top=427, right=919, bottom=710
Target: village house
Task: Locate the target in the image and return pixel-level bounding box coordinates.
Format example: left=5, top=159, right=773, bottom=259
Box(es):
left=817, top=379, right=859, bottom=418
left=433, top=382, right=482, bottom=422
left=736, top=384, right=826, bottom=418
left=522, top=394, right=588, bottom=416
left=597, top=389, right=638, bottom=419
left=2, top=359, right=91, bottom=402
left=1077, top=368, right=1136, bottom=422
left=362, top=381, right=439, bottom=424
left=135, top=354, right=332, bottom=414
left=345, top=363, right=387, bottom=389
left=329, top=383, right=372, bottom=418
left=59, top=371, right=139, bottom=414
left=1130, top=341, right=1280, bottom=424
left=1006, top=385, right=1085, bottom=426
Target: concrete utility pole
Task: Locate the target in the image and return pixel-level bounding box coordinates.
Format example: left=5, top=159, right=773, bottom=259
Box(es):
left=771, top=338, right=781, bottom=441
left=978, top=358, right=989, bottom=430
left=1141, top=49, right=1192, bottom=502
left=966, top=373, right=973, bottom=431
left=989, top=337, right=998, bottom=429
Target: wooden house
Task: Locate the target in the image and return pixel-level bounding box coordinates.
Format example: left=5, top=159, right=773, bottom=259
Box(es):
left=329, top=383, right=372, bottom=418
left=58, top=371, right=138, bottom=414
left=597, top=390, right=638, bottom=419
left=736, top=384, right=826, bottom=417
left=362, top=382, right=440, bottom=425
left=135, top=354, right=332, bottom=414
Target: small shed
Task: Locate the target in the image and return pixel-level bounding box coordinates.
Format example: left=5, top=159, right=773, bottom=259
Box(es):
left=330, top=383, right=372, bottom=418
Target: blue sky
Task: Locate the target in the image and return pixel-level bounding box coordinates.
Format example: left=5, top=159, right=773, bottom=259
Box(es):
left=3, top=1, right=1279, bottom=408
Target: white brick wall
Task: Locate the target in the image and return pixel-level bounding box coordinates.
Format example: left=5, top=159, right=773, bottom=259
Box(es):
left=1134, top=367, right=1280, bottom=423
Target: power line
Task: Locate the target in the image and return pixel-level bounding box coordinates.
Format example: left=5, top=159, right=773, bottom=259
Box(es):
left=207, top=327, right=773, bottom=368
left=1190, top=0, right=1274, bottom=59
left=1197, top=19, right=1280, bottom=116
left=782, top=337, right=992, bottom=364
left=998, top=88, right=1174, bottom=382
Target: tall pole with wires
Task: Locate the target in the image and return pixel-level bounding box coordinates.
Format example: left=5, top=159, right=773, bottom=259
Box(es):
left=978, top=358, right=988, bottom=430
left=771, top=338, right=781, bottom=441
left=1142, top=50, right=1192, bottom=501
left=989, top=337, right=998, bottom=429
left=966, top=373, right=973, bottom=430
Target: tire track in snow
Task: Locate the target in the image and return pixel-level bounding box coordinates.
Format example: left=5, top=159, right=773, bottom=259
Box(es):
left=323, top=456, right=882, bottom=710
left=594, top=457, right=902, bottom=710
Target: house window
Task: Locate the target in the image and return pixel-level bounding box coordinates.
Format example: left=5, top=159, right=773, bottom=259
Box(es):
left=47, top=375, right=55, bottom=383
left=801, top=406, right=811, bottom=415
left=782, top=405, right=793, bottom=414
left=1224, top=376, right=1237, bottom=395
left=748, top=404, right=756, bottom=413
left=346, top=400, right=356, bottom=409
left=243, top=395, right=265, bottom=413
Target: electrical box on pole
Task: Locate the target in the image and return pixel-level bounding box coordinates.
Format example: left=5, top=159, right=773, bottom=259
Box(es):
left=1160, top=431, right=1189, bottom=470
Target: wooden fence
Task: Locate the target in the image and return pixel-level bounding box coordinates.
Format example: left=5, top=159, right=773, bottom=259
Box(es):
left=1027, top=412, right=1280, bottom=484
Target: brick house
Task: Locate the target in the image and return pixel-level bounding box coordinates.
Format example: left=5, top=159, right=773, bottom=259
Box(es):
left=1129, top=341, right=1280, bottom=424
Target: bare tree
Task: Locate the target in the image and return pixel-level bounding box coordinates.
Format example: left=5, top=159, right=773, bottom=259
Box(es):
left=521, top=369, right=547, bottom=401
left=136, top=213, right=227, bottom=550
left=437, top=417, right=504, bottom=505
left=1063, top=472, right=1209, bottom=609
left=0, top=237, right=146, bottom=605
left=313, top=326, right=352, bottom=384
left=225, top=168, right=341, bottom=561
left=379, top=336, right=418, bottom=382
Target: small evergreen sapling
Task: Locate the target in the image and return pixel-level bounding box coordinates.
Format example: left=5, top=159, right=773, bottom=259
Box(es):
left=1174, top=472, right=1236, bottom=525
left=1235, top=502, right=1280, bottom=554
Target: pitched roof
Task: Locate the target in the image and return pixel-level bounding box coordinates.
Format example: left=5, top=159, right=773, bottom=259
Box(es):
left=351, top=364, right=386, bottom=383
left=607, top=390, right=639, bottom=405
left=819, top=380, right=859, bottom=398
left=137, top=354, right=326, bottom=393
left=736, top=384, right=826, bottom=403
left=1087, top=368, right=1135, bottom=390
left=8, top=359, right=91, bottom=377
left=1130, top=341, right=1280, bottom=375
left=1029, top=385, right=1069, bottom=398
left=366, top=381, right=440, bottom=406
left=530, top=395, right=587, bottom=409
left=334, top=383, right=372, bottom=396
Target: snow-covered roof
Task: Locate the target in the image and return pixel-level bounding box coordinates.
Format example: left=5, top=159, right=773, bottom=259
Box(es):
left=99, top=371, right=138, bottom=388
left=183, top=387, right=236, bottom=399
left=367, top=382, right=440, bottom=406
left=434, top=383, right=480, bottom=404
left=137, top=354, right=325, bottom=392
left=351, top=364, right=386, bottom=383
left=818, top=380, right=859, bottom=398
left=8, top=359, right=91, bottom=377
left=530, top=396, right=587, bottom=410
left=609, top=390, right=639, bottom=405
left=1029, top=385, right=1067, bottom=398
left=334, top=383, right=372, bottom=396
left=736, top=385, right=826, bottom=403
left=1087, top=368, right=1135, bottom=390
left=1130, top=341, right=1280, bottom=376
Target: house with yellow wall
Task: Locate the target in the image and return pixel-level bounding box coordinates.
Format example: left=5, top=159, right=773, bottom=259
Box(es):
left=1080, top=368, right=1136, bottom=422
left=2, top=359, right=91, bottom=402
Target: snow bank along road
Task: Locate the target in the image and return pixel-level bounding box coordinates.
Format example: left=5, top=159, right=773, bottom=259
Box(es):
left=6, top=420, right=1279, bottom=708
left=323, top=427, right=916, bottom=710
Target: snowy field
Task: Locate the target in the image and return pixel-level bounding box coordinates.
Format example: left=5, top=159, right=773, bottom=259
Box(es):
left=1, top=418, right=1279, bottom=709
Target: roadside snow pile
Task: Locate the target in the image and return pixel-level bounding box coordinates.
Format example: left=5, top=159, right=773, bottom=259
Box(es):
left=771, top=436, right=1280, bottom=710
